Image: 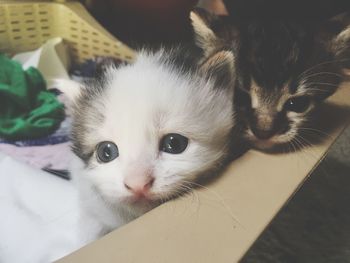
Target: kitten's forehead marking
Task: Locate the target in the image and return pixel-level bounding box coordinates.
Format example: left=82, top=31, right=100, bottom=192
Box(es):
left=250, top=79, right=260, bottom=109
left=250, top=79, right=292, bottom=112
left=288, top=77, right=315, bottom=102
left=276, top=83, right=292, bottom=111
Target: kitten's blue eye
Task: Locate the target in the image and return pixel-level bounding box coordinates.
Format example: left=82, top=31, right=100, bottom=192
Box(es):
left=160, top=133, right=188, bottom=154
left=96, top=141, right=119, bottom=163
left=284, top=96, right=311, bottom=113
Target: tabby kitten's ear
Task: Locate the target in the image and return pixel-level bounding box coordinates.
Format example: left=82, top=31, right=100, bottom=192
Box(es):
left=199, top=50, right=235, bottom=88
left=190, top=8, right=236, bottom=88
left=328, top=13, right=350, bottom=68
left=190, top=8, right=222, bottom=56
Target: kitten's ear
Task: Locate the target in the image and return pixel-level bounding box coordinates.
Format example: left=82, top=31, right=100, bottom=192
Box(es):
left=328, top=13, right=350, bottom=67
left=54, top=79, right=83, bottom=102
left=199, top=50, right=235, bottom=88
left=332, top=13, right=350, bottom=68
left=190, top=8, right=220, bottom=56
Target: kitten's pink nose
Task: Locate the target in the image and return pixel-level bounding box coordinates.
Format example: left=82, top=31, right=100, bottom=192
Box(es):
left=124, top=176, right=155, bottom=196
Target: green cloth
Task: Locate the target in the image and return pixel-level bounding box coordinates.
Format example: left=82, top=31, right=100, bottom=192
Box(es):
left=0, top=54, right=64, bottom=140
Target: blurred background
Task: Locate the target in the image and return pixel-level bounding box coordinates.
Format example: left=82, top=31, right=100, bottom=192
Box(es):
left=79, top=0, right=350, bottom=46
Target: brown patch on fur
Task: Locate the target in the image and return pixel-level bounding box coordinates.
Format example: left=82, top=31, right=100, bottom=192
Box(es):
left=250, top=79, right=260, bottom=109
left=200, top=50, right=234, bottom=73
left=199, top=50, right=235, bottom=89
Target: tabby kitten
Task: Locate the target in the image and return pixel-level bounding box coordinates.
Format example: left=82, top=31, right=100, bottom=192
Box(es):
left=191, top=9, right=350, bottom=151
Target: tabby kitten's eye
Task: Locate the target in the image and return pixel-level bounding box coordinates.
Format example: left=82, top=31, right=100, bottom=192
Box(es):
left=284, top=96, right=311, bottom=113
left=96, top=141, right=119, bottom=163
left=160, top=133, right=188, bottom=154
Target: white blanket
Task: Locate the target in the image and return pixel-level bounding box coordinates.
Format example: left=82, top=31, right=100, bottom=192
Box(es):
left=0, top=153, right=80, bottom=263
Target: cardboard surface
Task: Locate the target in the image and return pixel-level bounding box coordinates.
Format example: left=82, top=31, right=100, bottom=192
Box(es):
left=58, top=82, right=350, bottom=263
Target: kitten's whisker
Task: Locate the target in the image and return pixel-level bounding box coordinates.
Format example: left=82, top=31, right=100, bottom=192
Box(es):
left=296, top=136, right=333, bottom=177
left=293, top=88, right=329, bottom=96
left=293, top=85, right=339, bottom=96
left=294, top=135, right=321, bottom=163
left=292, top=138, right=310, bottom=162
left=298, top=57, right=350, bottom=80
left=177, top=184, right=198, bottom=203
left=302, top=82, right=340, bottom=87
left=301, top=140, right=321, bottom=162
left=291, top=137, right=304, bottom=151
left=290, top=140, right=303, bottom=171
left=294, top=141, right=315, bottom=165
left=289, top=139, right=298, bottom=153
left=292, top=139, right=302, bottom=152
left=289, top=138, right=316, bottom=173
left=287, top=141, right=293, bottom=153
left=299, top=127, right=335, bottom=140
left=301, top=71, right=343, bottom=80
left=290, top=138, right=309, bottom=166
left=181, top=180, right=243, bottom=228
left=301, top=88, right=331, bottom=92
left=294, top=135, right=312, bottom=148
left=292, top=136, right=314, bottom=157
left=178, top=184, right=201, bottom=215
left=163, top=185, right=199, bottom=216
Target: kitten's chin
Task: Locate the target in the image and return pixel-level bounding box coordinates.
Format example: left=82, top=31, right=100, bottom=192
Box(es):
left=122, top=190, right=182, bottom=208
left=117, top=198, right=158, bottom=217
left=246, top=134, right=291, bottom=152
left=251, top=140, right=278, bottom=151
left=122, top=194, right=161, bottom=209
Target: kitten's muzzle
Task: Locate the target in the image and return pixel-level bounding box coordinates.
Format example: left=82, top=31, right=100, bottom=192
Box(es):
left=250, top=127, right=276, bottom=140
left=249, top=111, right=290, bottom=141
left=124, top=175, right=155, bottom=199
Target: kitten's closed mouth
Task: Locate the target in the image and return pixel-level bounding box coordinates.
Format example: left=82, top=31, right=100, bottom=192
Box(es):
left=124, top=193, right=156, bottom=205
left=250, top=138, right=277, bottom=150
left=245, top=130, right=280, bottom=149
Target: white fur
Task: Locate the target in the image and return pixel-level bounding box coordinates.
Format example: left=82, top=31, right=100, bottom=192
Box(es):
left=0, top=154, right=80, bottom=263
left=63, top=50, right=235, bottom=245
left=53, top=79, right=82, bottom=101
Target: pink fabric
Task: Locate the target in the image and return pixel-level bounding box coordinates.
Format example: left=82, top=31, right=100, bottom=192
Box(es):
left=0, top=142, right=71, bottom=170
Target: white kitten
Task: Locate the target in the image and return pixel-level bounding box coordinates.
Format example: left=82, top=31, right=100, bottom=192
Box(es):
left=58, top=47, right=237, bottom=246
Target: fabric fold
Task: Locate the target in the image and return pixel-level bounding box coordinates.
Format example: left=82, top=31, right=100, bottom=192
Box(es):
left=0, top=54, right=64, bottom=140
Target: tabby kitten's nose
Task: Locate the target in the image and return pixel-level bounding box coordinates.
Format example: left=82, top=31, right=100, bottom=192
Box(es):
left=250, top=111, right=281, bottom=140
left=251, top=126, right=276, bottom=140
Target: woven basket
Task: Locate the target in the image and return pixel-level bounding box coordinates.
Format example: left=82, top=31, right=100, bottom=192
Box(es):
left=0, top=0, right=135, bottom=64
